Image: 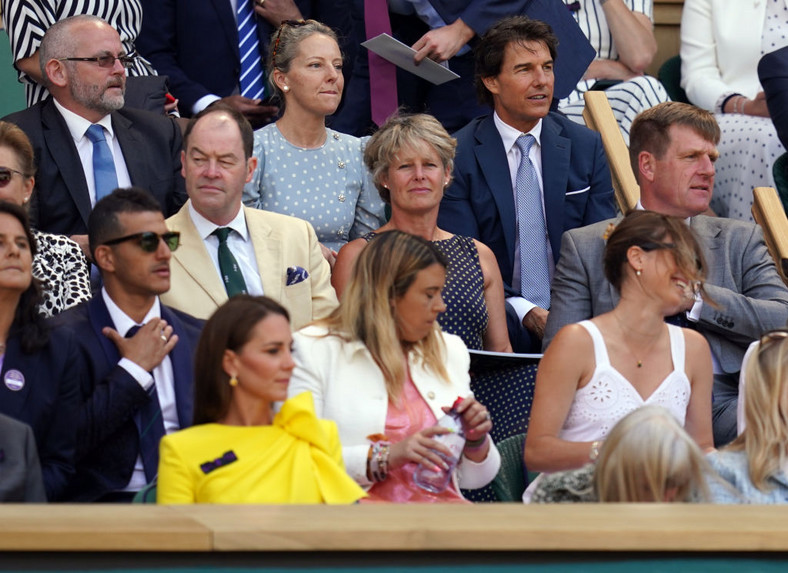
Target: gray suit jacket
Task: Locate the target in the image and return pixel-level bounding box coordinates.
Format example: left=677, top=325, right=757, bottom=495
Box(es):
left=0, top=414, right=46, bottom=502
left=544, top=215, right=788, bottom=374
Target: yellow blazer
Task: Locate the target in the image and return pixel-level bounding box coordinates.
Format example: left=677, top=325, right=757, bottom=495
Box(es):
left=162, top=203, right=338, bottom=328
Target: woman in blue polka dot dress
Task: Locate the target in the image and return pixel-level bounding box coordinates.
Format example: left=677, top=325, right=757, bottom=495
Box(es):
left=243, top=20, right=386, bottom=267
left=244, top=20, right=385, bottom=266
left=680, top=0, right=788, bottom=221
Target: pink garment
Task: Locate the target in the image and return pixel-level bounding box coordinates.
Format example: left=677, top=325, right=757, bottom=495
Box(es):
left=364, top=376, right=468, bottom=504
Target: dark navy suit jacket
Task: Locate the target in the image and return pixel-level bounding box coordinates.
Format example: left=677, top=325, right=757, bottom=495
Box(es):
left=51, top=296, right=202, bottom=502
left=438, top=112, right=615, bottom=299
left=760, top=46, right=788, bottom=152
left=136, top=0, right=351, bottom=115
left=0, top=328, right=81, bottom=501
left=3, top=99, right=187, bottom=236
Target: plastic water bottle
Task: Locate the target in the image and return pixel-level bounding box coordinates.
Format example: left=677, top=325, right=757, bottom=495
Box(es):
left=413, top=397, right=466, bottom=493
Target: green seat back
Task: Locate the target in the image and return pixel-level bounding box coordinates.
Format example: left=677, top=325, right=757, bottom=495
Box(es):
left=658, top=55, right=690, bottom=104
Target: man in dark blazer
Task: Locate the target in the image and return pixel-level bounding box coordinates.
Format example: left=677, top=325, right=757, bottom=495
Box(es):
left=52, top=188, right=202, bottom=502
left=438, top=16, right=615, bottom=353
left=2, top=16, right=186, bottom=254
left=544, top=102, right=788, bottom=447
left=332, top=0, right=595, bottom=135
left=136, top=0, right=350, bottom=124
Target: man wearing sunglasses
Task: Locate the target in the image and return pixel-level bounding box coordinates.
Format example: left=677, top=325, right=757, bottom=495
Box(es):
left=544, top=102, right=788, bottom=448
left=161, top=104, right=337, bottom=328
left=51, top=188, right=202, bottom=502
left=2, top=15, right=187, bottom=257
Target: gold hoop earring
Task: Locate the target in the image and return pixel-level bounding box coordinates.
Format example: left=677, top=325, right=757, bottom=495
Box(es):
left=229, top=375, right=239, bottom=387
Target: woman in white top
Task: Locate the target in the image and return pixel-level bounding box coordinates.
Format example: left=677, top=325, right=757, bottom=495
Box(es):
left=680, top=0, right=788, bottom=221
left=524, top=210, right=714, bottom=497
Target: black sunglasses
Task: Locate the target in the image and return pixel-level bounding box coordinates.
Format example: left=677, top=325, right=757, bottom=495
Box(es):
left=102, top=231, right=181, bottom=252
left=59, top=55, right=137, bottom=69
left=639, top=241, right=676, bottom=252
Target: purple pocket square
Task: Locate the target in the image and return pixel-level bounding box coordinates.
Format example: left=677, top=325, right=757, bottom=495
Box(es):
left=286, top=266, right=309, bottom=286
left=200, top=450, right=237, bottom=474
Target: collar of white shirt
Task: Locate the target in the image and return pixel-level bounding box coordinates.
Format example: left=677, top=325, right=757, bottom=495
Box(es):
left=188, top=201, right=250, bottom=243
left=101, top=287, right=162, bottom=337
left=493, top=111, right=543, bottom=158
left=53, top=99, right=114, bottom=144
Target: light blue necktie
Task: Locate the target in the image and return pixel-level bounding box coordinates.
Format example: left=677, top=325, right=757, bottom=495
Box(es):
left=515, top=134, right=551, bottom=309
left=85, top=124, right=119, bottom=202
left=237, top=0, right=266, bottom=100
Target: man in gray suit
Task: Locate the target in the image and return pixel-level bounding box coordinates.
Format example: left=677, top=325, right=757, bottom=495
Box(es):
left=544, top=102, right=788, bottom=447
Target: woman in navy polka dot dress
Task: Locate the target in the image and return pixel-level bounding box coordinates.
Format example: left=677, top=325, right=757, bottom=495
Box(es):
left=333, top=114, right=538, bottom=456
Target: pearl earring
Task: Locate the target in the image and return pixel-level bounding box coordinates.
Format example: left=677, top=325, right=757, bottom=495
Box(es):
left=636, top=269, right=642, bottom=277
left=282, top=85, right=290, bottom=92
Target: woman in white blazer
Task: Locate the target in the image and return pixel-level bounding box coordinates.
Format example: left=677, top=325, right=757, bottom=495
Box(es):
left=289, top=230, right=500, bottom=502
left=680, top=0, right=788, bottom=221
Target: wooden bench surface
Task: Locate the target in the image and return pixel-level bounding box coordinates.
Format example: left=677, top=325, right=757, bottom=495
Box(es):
left=2, top=504, right=788, bottom=553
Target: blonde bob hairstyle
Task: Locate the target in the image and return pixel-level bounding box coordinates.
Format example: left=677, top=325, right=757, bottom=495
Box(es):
left=594, top=406, right=711, bottom=502
left=363, top=113, right=457, bottom=204
left=726, top=330, right=788, bottom=492
left=318, top=230, right=449, bottom=401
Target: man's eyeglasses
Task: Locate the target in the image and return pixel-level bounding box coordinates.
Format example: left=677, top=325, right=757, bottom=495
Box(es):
left=0, top=167, right=26, bottom=188
left=103, top=231, right=181, bottom=253
left=59, top=55, right=137, bottom=69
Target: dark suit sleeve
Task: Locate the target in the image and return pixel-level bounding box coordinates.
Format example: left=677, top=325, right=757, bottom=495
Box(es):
left=699, top=224, right=788, bottom=345
left=39, top=331, right=81, bottom=501
left=77, top=361, right=149, bottom=461
left=543, top=229, right=593, bottom=350
left=136, top=0, right=211, bottom=113
left=581, top=131, right=616, bottom=225
left=760, top=46, right=788, bottom=151
left=23, top=425, right=47, bottom=503
left=439, top=167, right=482, bottom=240
left=166, top=116, right=188, bottom=216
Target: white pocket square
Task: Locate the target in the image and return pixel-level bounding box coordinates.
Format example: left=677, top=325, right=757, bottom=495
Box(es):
left=566, top=186, right=590, bottom=196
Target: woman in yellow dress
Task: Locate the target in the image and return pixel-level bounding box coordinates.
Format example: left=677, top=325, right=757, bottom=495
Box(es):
left=157, top=295, right=365, bottom=504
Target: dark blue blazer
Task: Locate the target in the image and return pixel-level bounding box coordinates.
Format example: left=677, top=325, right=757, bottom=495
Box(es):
left=0, top=328, right=81, bottom=501
left=136, top=0, right=351, bottom=115
left=51, top=296, right=203, bottom=502
left=760, top=46, right=788, bottom=152
left=438, top=112, right=615, bottom=298
left=2, top=99, right=187, bottom=236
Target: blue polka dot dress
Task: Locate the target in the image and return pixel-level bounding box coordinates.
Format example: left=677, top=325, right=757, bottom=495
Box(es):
left=244, top=125, right=387, bottom=252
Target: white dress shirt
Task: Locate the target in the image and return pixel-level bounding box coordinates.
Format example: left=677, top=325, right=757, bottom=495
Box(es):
left=493, top=112, right=554, bottom=322
left=187, top=202, right=265, bottom=295
left=53, top=100, right=132, bottom=206
left=102, top=289, right=178, bottom=491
